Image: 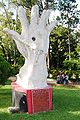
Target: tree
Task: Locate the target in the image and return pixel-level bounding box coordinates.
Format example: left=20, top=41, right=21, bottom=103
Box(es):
left=0, top=0, right=14, bottom=62
left=50, top=25, right=68, bottom=68
left=0, top=55, right=12, bottom=85
left=58, top=0, right=80, bottom=60
left=0, top=0, right=23, bottom=65
left=12, top=0, right=37, bottom=8
left=41, top=0, right=58, bottom=10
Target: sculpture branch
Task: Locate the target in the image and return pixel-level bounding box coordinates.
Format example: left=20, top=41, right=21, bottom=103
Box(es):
left=30, top=5, right=39, bottom=25
left=18, top=6, right=29, bottom=36
left=47, top=20, right=58, bottom=33
left=3, top=28, right=21, bottom=40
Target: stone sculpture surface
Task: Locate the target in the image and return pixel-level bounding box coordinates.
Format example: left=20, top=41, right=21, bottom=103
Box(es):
left=4, top=5, right=57, bottom=89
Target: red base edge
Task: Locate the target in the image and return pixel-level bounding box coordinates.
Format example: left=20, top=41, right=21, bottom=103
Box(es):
left=11, top=82, right=52, bottom=114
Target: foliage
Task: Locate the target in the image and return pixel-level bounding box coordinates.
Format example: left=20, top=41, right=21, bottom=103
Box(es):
left=48, top=66, right=80, bottom=81
left=12, top=0, right=37, bottom=8
left=63, top=59, right=77, bottom=70
left=58, top=0, right=80, bottom=28
left=0, top=56, right=13, bottom=85
left=49, top=25, right=78, bottom=69
left=0, top=0, right=24, bottom=72
left=63, top=58, right=80, bottom=80
left=49, top=0, right=80, bottom=72
left=50, top=26, right=67, bottom=68
left=42, top=0, right=58, bottom=10
left=58, top=0, right=80, bottom=61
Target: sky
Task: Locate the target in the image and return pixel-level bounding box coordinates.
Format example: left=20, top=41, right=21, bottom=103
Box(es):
left=76, top=0, right=80, bottom=10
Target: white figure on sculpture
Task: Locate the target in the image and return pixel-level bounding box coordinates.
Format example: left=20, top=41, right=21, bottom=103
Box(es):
left=3, top=5, right=57, bottom=89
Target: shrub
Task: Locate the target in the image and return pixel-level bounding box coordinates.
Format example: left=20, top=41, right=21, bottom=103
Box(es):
left=48, top=67, right=61, bottom=79
left=48, top=67, right=80, bottom=82
left=0, top=56, right=12, bottom=85
left=63, top=59, right=77, bottom=70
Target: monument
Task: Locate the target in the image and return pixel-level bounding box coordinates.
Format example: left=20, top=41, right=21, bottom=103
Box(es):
left=3, top=5, right=57, bottom=114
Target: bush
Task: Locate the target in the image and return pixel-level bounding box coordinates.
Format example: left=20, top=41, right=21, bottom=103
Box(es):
left=0, top=56, right=12, bottom=85
left=48, top=67, right=80, bottom=82
left=48, top=68, right=60, bottom=79
left=63, top=59, right=77, bottom=71
left=11, top=64, right=21, bottom=75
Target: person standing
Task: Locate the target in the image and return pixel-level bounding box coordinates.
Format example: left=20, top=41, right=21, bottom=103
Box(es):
left=64, top=73, right=69, bottom=85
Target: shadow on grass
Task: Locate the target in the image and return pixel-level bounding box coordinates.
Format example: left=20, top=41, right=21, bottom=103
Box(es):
left=0, top=86, right=80, bottom=120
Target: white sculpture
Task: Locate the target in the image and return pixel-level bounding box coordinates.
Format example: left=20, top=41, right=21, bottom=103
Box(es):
left=3, top=5, right=57, bottom=89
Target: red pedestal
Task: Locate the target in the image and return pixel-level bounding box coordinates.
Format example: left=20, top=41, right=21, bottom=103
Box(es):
left=11, top=82, right=52, bottom=114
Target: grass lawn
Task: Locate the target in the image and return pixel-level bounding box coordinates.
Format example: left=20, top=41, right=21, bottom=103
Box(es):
left=0, top=85, right=80, bottom=120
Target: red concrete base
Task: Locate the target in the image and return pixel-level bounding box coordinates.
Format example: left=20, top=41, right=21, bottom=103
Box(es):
left=11, top=82, right=52, bottom=114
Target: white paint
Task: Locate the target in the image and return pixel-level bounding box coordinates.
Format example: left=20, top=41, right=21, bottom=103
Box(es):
left=3, top=5, right=57, bottom=89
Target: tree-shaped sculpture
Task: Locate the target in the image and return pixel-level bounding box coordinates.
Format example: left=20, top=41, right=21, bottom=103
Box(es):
left=3, top=5, right=57, bottom=89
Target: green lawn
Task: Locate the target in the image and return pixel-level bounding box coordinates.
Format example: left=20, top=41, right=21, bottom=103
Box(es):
left=0, top=85, right=80, bottom=120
